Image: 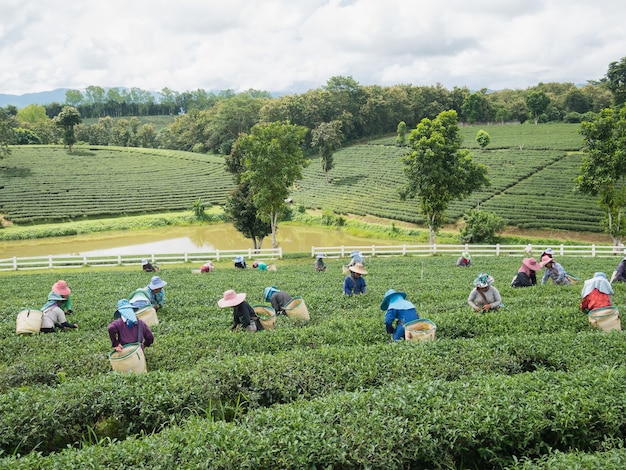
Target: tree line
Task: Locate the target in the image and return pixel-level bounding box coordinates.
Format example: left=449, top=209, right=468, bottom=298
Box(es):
left=3, top=56, right=626, bottom=158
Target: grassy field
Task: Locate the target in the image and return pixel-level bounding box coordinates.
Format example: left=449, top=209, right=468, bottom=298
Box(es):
left=0, top=255, right=625, bottom=467
left=0, top=123, right=605, bottom=235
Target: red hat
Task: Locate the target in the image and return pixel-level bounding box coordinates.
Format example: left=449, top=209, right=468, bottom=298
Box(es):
left=52, top=280, right=71, bottom=297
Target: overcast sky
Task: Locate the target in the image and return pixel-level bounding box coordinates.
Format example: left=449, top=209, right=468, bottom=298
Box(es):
left=1, top=0, right=625, bottom=96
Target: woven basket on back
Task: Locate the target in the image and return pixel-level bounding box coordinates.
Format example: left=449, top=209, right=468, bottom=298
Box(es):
left=136, top=306, right=159, bottom=326
left=588, top=306, right=621, bottom=332
left=284, top=297, right=310, bottom=322
left=253, top=305, right=277, bottom=330
left=16, top=309, right=43, bottom=335
left=109, top=343, right=147, bottom=373
left=403, top=319, right=437, bottom=342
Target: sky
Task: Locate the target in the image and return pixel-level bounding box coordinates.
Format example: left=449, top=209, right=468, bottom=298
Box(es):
left=1, top=0, right=625, bottom=96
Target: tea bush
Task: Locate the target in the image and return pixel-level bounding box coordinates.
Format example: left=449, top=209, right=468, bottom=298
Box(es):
left=1, top=255, right=625, bottom=467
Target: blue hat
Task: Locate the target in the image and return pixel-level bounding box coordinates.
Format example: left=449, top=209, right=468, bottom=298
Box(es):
left=380, top=289, right=407, bottom=311
left=114, top=299, right=137, bottom=324
left=264, top=286, right=279, bottom=302
left=148, top=276, right=167, bottom=290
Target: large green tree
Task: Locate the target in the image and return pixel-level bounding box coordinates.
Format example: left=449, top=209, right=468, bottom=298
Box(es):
left=576, top=105, right=626, bottom=246
left=0, top=107, right=17, bottom=157
left=401, top=110, right=489, bottom=244
left=311, top=120, right=343, bottom=183
left=236, top=121, right=308, bottom=248
left=53, top=106, right=82, bottom=152
left=224, top=140, right=271, bottom=250
left=606, top=57, right=626, bottom=107
left=526, top=90, right=550, bottom=124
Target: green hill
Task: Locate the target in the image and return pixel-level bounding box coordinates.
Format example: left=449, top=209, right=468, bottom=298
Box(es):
left=0, top=123, right=604, bottom=232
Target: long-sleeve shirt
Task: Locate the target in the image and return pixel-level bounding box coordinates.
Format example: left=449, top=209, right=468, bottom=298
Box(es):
left=343, top=274, right=366, bottom=296
left=232, top=301, right=262, bottom=331
left=542, top=261, right=569, bottom=285
left=580, top=288, right=612, bottom=311
left=270, top=291, right=293, bottom=313
left=614, top=259, right=626, bottom=283
left=108, top=318, right=154, bottom=350
left=41, top=305, right=76, bottom=330
left=467, top=286, right=502, bottom=310
left=384, top=297, right=419, bottom=341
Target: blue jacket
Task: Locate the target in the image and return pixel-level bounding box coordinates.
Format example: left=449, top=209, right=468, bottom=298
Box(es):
left=384, top=296, right=419, bottom=341
left=343, top=274, right=366, bottom=296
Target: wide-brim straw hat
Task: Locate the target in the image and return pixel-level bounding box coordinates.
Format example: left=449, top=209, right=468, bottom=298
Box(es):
left=522, top=257, right=541, bottom=271
left=380, top=288, right=407, bottom=310
left=52, top=280, right=71, bottom=297
left=148, top=276, right=167, bottom=290
left=540, top=255, right=554, bottom=268
left=349, top=262, right=368, bottom=275
left=218, top=289, right=246, bottom=308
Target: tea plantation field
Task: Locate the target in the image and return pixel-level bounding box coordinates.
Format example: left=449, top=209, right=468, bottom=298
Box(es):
left=1, top=255, right=625, bottom=468
left=0, top=123, right=607, bottom=233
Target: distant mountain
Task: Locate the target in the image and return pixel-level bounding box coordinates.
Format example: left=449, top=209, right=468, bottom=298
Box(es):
left=0, top=88, right=71, bottom=108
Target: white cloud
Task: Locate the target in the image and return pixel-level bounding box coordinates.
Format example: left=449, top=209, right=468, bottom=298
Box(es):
left=1, top=0, right=625, bottom=95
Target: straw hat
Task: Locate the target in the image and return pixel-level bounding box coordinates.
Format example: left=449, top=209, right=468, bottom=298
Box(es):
left=349, top=263, right=367, bottom=275
left=148, top=276, right=167, bottom=290
left=218, top=289, right=246, bottom=308
left=540, top=255, right=554, bottom=268
left=462, top=251, right=471, bottom=259
left=380, top=289, right=407, bottom=310
left=522, top=258, right=541, bottom=271
left=51, top=280, right=71, bottom=297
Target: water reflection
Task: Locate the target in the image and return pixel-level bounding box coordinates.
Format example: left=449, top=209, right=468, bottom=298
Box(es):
left=0, top=224, right=410, bottom=258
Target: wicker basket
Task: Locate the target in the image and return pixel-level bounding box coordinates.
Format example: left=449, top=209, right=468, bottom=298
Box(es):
left=253, top=305, right=277, bottom=330
left=16, top=309, right=43, bottom=336
left=108, top=343, right=147, bottom=373
left=136, top=306, right=159, bottom=326
left=588, top=306, right=621, bottom=332
left=404, top=319, right=437, bottom=342
left=284, top=297, right=310, bottom=322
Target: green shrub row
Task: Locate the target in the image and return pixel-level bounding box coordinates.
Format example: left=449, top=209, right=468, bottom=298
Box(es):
left=1, top=330, right=624, bottom=456
left=2, top=367, right=624, bottom=469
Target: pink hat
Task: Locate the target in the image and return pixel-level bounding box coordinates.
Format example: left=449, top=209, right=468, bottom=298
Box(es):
left=51, top=280, right=71, bottom=297
left=540, top=255, right=554, bottom=268
left=522, top=258, right=541, bottom=271
left=217, top=289, right=246, bottom=308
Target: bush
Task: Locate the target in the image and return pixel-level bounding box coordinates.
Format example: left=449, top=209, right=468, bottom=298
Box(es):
left=460, top=209, right=505, bottom=243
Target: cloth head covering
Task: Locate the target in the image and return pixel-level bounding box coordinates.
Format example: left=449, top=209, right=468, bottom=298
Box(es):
left=234, top=255, right=244, bottom=263
left=115, top=299, right=138, bottom=326
left=540, top=255, right=554, bottom=268
left=349, top=263, right=368, bottom=275
left=264, top=286, right=279, bottom=302
left=148, top=276, right=167, bottom=290
left=141, top=259, right=149, bottom=265
left=253, top=261, right=259, bottom=268
left=524, top=244, right=533, bottom=255
left=380, top=289, right=407, bottom=310
left=473, top=273, right=494, bottom=288
left=581, top=272, right=614, bottom=298
left=316, top=253, right=325, bottom=259
left=462, top=251, right=471, bottom=260
left=543, top=247, right=554, bottom=256
left=218, top=289, right=246, bottom=308
left=52, top=280, right=71, bottom=297
left=41, top=291, right=67, bottom=311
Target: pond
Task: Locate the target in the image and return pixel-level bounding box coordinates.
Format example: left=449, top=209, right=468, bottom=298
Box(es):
left=0, top=224, right=414, bottom=259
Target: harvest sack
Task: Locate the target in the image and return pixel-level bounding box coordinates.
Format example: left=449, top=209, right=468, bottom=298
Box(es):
left=404, top=319, right=437, bottom=342
left=109, top=343, right=147, bottom=373
left=284, top=297, right=310, bottom=322
left=253, top=305, right=276, bottom=330
left=587, top=306, right=621, bottom=332
left=16, top=309, right=43, bottom=335
left=136, top=306, right=159, bottom=326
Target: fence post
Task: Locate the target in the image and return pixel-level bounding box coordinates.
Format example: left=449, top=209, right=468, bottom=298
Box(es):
left=184, top=252, right=188, bottom=263
left=13, top=257, right=17, bottom=270
left=432, top=243, right=436, bottom=255
left=279, top=247, right=283, bottom=259
left=559, top=244, right=564, bottom=256
left=216, top=249, right=220, bottom=261
left=402, top=245, right=406, bottom=256
left=371, top=245, right=376, bottom=257
left=49, top=256, right=53, bottom=269
left=496, top=244, right=500, bottom=256
left=592, top=244, right=596, bottom=257
left=341, top=246, right=345, bottom=258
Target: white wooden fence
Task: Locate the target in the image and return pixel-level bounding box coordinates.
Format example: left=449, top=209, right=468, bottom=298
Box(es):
left=2, top=243, right=623, bottom=271
left=311, top=243, right=624, bottom=259
left=0, top=248, right=282, bottom=271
